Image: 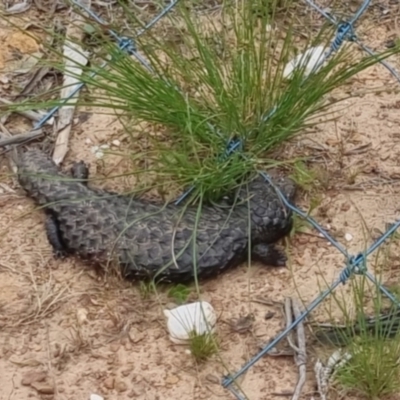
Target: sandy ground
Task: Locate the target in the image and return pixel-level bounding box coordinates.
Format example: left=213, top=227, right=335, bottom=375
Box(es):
left=1, top=1, right=400, bottom=400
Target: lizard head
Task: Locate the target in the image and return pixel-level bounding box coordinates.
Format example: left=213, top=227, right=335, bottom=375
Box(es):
left=233, top=173, right=297, bottom=206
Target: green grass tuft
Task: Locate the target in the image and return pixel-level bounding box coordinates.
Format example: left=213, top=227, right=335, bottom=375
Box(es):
left=313, top=253, right=400, bottom=400
left=5, top=0, right=400, bottom=201
left=188, top=331, right=219, bottom=362
left=139, top=280, right=157, bottom=299
left=334, top=330, right=400, bottom=399
left=167, top=284, right=191, bottom=304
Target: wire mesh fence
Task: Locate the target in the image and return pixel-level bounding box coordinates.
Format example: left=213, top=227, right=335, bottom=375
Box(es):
left=17, top=1, right=400, bottom=399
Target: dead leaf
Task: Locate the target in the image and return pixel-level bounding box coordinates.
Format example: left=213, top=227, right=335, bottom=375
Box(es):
left=5, top=1, right=31, bottom=14
left=7, top=52, right=43, bottom=75
left=265, top=311, right=275, bottom=320
left=165, top=374, right=180, bottom=385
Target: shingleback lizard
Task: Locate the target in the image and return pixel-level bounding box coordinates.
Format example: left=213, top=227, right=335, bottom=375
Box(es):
left=16, top=148, right=297, bottom=283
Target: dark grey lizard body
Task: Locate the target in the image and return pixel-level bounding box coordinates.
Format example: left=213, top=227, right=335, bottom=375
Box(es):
left=17, top=149, right=297, bottom=283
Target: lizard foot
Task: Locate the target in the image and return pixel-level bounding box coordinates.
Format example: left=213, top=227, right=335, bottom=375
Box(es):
left=252, top=243, right=287, bottom=267
left=44, top=213, right=68, bottom=259
left=71, top=161, right=90, bottom=183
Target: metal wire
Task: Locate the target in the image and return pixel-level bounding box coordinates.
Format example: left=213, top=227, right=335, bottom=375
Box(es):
left=219, top=1, right=400, bottom=397
left=15, top=2, right=400, bottom=399
left=32, top=0, right=180, bottom=132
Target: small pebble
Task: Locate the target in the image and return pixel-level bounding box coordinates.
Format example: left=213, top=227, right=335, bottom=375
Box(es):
left=115, top=380, right=128, bottom=393
left=103, top=377, right=115, bottom=390
left=85, top=138, right=93, bottom=145
left=30, top=382, right=55, bottom=395
left=345, top=233, right=353, bottom=242
left=112, top=139, right=121, bottom=147
left=21, top=371, right=47, bottom=386
left=165, top=374, right=180, bottom=385
left=109, top=343, right=120, bottom=352
left=76, top=308, right=88, bottom=325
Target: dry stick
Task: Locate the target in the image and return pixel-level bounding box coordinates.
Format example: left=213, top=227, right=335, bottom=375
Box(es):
left=52, top=0, right=90, bottom=165
left=284, top=297, right=301, bottom=354
left=291, top=299, right=307, bottom=400
left=0, top=97, right=53, bottom=125
left=0, top=129, right=43, bottom=147
left=277, top=298, right=307, bottom=399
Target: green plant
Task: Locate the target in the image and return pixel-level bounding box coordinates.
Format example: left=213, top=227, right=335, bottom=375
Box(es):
left=334, top=328, right=400, bottom=399
left=167, top=284, right=191, bottom=304
left=139, top=281, right=156, bottom=300
left=288, top=193, right=321, bottom=238
left=290, top=161, right=319, bottom=192
left=7, top=0, right=400, bottom=202
left=313, top=257, right=400, bottom=399
left=188, top=331, right=219, bottom=362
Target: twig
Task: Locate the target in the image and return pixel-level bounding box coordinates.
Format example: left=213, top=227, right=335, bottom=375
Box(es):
left=251, top=297, right=283, bottom=307
left=284, top=298, right=300, bottom=353
left=0, top=97, right=53, bottom=125
left=281, top=298, right=307, bottom=400
left=291, top=299, right=307, bottom=400
left=17, top=66, right=51, bottom=97
left=0, top=129, right=43, bottom=147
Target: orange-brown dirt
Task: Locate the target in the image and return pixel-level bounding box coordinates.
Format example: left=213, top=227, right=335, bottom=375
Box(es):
left=1, top=1, right=400, bottom=400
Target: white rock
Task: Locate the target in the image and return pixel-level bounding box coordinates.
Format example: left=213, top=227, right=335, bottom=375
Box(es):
left=345, top=233, right=353, bottom=242
left=283, top=45, right=326, bottom=79
left=90, top=395, right=104, bottom=400
left=112, top=139, right=121, bottom=147
left=95, top=151, right=104, bottom=159
left=164, top=301, right=217, bottom=345
left=85, top=138, right=92, bottom=145
left=76, top=308, right=88, bottom=325
left=100, top=144, right=110, bottom=150
left=90, top=145, right=99, bottom=154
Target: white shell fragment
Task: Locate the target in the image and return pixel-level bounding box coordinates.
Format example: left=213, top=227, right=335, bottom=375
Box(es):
left=164, top=301, right=217, bottom=345
left=90, top=395, right=104, bottom=400
left=283, top=46, right=326, bottom=79
left=345, top=233, right=353, bottom=242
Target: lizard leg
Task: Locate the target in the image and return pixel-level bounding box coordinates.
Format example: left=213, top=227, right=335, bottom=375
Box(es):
left=70, top=161, right=90, bottom=184
left=252, top=243, right=287, bottom=267
left=44, top=213, right=67, bottom=258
